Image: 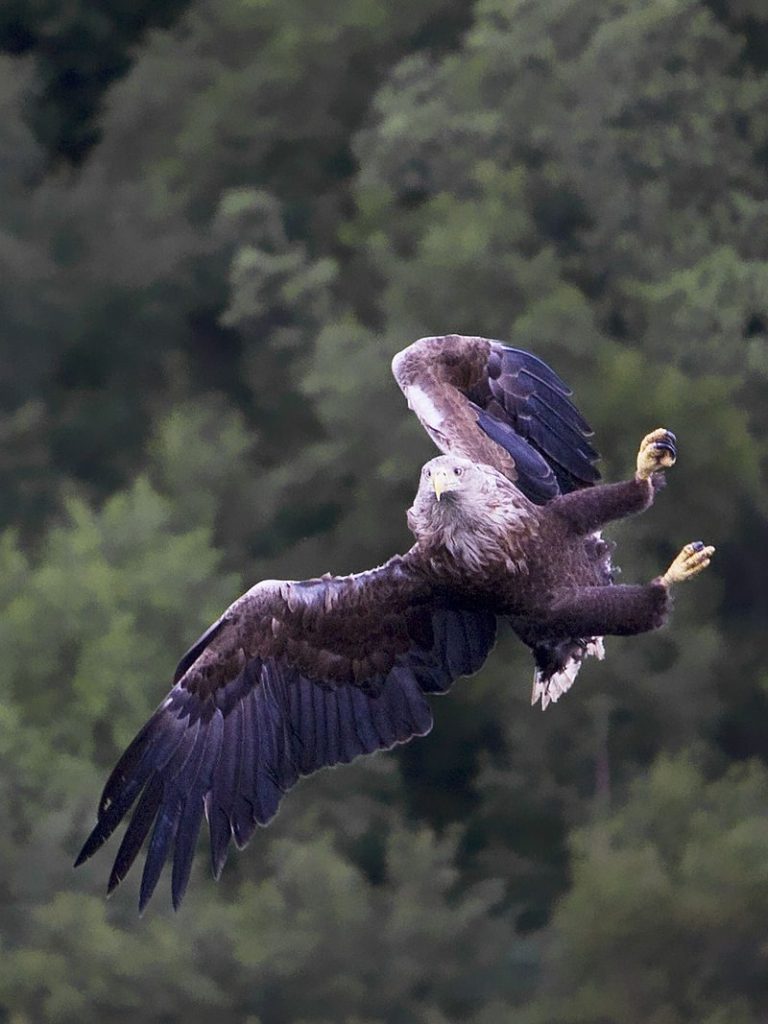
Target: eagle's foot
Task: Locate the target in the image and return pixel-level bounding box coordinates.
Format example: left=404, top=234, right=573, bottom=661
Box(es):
left=660, top=541, right=715, bottom=586
left=636, top=428, right=677, bottom=481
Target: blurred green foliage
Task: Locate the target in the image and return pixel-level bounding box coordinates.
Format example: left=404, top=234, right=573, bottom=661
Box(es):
left=1, top=0, right=768, bottom=1020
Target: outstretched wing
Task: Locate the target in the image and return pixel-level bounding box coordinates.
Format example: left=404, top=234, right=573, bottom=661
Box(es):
left=392, top=335, right=600, bottom=502
left=75, top=554, right=497, bottom=911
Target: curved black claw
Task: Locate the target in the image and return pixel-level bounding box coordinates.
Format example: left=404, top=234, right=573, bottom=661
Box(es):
left=652, top=430, right=677, bottom=460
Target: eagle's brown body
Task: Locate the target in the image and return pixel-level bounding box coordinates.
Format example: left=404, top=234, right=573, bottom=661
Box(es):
left=406, top=456, right=668, bottom=658
left=76, top=334, right=711, bottom=911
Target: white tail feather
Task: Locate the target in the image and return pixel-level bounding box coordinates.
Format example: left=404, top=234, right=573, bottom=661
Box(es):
left=530, top=637, right=605, bottom=710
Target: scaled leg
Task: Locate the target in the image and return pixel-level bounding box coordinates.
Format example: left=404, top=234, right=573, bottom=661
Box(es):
left=659, top=541, right=715, bottom=587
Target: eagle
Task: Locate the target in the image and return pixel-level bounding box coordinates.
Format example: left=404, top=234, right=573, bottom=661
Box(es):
left=75, top=335, right=714, bottom=911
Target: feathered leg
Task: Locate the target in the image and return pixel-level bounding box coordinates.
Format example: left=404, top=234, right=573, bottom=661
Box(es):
left=527, top=578, right=664, bottom=710
left=529, top=540, right=715, bottom=708
left=548, top=427, right=677, bottom=535
left=544, top=582, right=670, bottom=638
left=527, top=582, right=658, bottom=710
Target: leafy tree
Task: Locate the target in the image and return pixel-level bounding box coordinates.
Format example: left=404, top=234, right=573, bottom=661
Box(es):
left=0, top=0, right=193, bottom=162
left=0, top=0, right=474, bottom=533
left=526, top=755, right=768, bottom=1024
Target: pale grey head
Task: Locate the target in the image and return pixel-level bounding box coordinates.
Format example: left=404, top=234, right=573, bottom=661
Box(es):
left=418, top=454, right=490, bottom=502
left=406, top=455, right=534, bottom=575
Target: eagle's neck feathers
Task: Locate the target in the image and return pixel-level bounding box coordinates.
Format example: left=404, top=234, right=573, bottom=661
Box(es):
left=408, top=473, right=538, bottom=580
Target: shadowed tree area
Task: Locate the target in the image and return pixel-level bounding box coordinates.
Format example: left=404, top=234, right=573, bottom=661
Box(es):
left=1, top=0, right=768, bottom=1020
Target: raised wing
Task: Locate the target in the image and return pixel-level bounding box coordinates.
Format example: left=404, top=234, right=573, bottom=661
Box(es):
left=392, top=335, right=600, bottom=502
left=75, top=554, right=497, bottom=911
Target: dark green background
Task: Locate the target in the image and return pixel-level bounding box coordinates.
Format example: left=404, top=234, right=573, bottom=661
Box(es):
left=1, top=0, right=768, bottom=1020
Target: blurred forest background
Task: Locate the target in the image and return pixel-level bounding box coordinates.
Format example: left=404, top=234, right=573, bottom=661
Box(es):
left=1, top=0, right=768, bottom=1020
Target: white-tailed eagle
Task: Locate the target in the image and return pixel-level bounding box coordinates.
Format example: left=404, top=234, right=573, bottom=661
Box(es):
left=76, top=335, right=714, bottom=910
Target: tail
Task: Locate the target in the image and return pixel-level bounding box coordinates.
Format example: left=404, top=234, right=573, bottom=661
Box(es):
left=530, top=636, right=605, bottom=710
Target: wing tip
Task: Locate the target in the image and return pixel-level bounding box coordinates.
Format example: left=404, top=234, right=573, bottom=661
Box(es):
left=106, top=868, right=123, bottom=898
left=73, top=845, right=90, bottom=869
left=74, top=820, right=110, bottom=869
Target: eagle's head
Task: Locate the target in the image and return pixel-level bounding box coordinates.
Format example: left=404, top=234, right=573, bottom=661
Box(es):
left=407, top=455, right=503, bottom=538
left=407, top=455, right=535, bottom=576
left=417, top=455, right=486, bottom=503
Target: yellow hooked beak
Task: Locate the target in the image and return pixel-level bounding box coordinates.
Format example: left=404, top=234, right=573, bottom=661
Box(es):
left=432, top=468, right=451, bottom=501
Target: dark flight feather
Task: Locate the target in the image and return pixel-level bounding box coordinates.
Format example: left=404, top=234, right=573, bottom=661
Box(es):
left=392, top=335, right=599, bottom=501
left=76, top=557, right=497, bottom=908
left=472, top=410, right=558, bottom=502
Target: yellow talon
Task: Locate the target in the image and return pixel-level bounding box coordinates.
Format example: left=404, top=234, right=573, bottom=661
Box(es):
left=661, top=541, right=715, bottom=587
left=636, top=427, right=677, bottom=480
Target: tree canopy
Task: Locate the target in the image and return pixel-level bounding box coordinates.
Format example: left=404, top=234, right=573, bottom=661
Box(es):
left=2, top=0, right=768, bottom=1020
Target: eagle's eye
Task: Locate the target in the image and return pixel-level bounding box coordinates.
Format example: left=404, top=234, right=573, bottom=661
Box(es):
left=454, top=467, right=463, bottom=477
left=424, top=468, right=431, bottom=478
